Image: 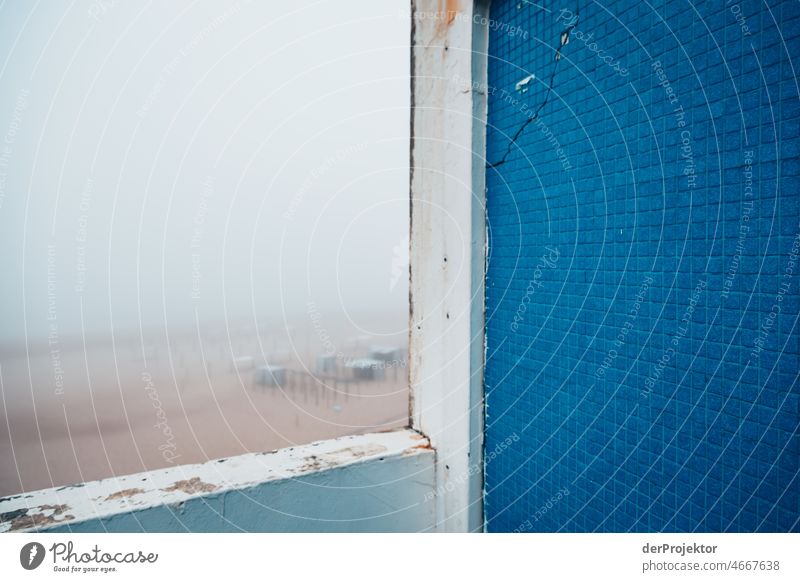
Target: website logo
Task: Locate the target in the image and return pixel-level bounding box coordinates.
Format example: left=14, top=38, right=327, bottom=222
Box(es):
left=389, top=235, right=409, bottom=291
left=20, top=542, right=46, bottom=570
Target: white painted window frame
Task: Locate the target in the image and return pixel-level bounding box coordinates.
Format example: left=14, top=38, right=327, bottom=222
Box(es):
left=0, top=0, right=491, bottom=533
left=408, top=0, right=489, bottom=533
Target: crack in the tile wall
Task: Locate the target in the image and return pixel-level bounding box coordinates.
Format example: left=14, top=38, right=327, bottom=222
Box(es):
left=486, top=8, right=579, bottom=169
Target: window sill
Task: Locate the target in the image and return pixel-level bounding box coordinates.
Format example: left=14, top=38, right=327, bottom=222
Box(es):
left=0, top=429, right=435, bottom=533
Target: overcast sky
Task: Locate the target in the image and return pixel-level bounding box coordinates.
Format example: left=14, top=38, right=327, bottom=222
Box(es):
left=0, top=0, right=410, bottom=344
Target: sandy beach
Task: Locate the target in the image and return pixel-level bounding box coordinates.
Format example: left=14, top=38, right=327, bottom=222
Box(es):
left=0, top=323, right=408, bottom=497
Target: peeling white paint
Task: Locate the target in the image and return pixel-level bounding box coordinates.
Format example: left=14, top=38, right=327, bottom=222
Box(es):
left=0, top=429, right=432, bottom=532
left=515, top=74, right=535, bottom=93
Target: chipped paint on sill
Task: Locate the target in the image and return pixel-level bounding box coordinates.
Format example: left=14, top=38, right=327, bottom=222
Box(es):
left=162, top=478, right=218, bottom=495
left=1, top=504, right=75, bottom=532
left=0, top=429, right=431, bottom=532
left=104, top=488, right=146, bottom=501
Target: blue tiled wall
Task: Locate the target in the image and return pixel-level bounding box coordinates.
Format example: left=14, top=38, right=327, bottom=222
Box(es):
left=484, top=0, right=799, bottom=532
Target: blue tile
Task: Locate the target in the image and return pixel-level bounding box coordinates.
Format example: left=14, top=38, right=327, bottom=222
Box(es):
left=484, top=0, right=800, bottom=532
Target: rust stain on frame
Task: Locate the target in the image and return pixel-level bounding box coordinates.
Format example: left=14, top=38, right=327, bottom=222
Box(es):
left=297, top=444, right=389, bottom=473
left=445, top=0, right=459, bottom=24
left=433, top=0, right=460, bottom=36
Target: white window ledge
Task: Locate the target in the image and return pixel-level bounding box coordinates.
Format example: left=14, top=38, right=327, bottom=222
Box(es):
left=0, top=429, right=435, bottom=533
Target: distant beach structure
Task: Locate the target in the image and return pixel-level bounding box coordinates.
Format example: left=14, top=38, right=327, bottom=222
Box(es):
left=346, top=358, right=385, bottom=381
left=368, top=346, right=398, bottom=362
left=255, top=365, right=287, bottom=387
left=316, top=354, right=338, bottom=375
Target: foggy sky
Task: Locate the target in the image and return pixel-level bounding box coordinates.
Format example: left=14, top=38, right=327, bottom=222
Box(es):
left=0, top=0, right=410, bottom=345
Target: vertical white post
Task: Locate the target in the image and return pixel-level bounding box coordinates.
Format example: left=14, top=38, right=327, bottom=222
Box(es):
left=409, top=0, right=488, bottom=532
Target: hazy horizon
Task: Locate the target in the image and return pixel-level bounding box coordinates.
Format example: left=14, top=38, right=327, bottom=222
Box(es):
left=0, top=0, right=410, bottom=344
